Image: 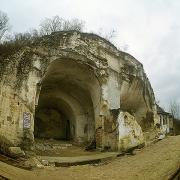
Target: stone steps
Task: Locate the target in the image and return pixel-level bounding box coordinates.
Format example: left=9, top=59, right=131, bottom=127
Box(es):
left=34, top=140, right=73, bottom=151
left=37, top=152, right=121, bottom=167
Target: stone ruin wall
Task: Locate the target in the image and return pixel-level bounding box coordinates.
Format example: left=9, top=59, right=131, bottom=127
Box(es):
left=0, top=31, right=158, bottom=153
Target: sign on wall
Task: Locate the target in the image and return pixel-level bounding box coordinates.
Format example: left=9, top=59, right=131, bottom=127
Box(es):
left=23, top=112, right=31, bottom=129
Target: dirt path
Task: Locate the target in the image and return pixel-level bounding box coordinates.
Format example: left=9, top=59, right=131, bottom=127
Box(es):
left=0, top=136, right=180, bottom=180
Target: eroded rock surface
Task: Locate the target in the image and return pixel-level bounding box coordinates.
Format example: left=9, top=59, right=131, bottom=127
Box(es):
left=0, top=31, right=162, bottom=153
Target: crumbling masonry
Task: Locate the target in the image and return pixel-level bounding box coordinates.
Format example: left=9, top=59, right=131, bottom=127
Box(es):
left=0, top=31, right=169, bottom=154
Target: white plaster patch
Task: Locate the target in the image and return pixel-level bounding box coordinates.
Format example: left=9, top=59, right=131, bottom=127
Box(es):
left=33, top=59, right=41, bottom=70
left=107, top=73, right=120, bottom=109
left=117, top=111, right=144, bottom=150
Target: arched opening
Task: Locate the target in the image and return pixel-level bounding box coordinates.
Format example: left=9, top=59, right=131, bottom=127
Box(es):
left=34, top=98, right=73, bottom=140
left=34, top=58, right=101, bottom=146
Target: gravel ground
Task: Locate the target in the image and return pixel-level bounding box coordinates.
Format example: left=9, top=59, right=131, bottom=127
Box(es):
left=0, top=136, right=180, bottom=180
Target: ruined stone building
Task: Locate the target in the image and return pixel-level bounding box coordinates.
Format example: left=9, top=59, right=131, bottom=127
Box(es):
left=0, top=31, right=173, bottom=154
left=156, top=105, right=174, bottom=135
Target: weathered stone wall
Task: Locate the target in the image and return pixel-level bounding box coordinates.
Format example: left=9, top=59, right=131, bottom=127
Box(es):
left=0, top=31, right=157, bottom=152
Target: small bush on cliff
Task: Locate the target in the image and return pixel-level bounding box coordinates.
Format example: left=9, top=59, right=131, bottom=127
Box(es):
left=39, top=16, right=85, bottom=35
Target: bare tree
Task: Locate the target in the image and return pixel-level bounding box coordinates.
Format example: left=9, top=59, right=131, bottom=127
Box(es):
left=0, top=11, right=10, bottom=42
left=62, top=18, right=84, bottom=31
left=39, top=16, right=63, bottom=35
left=169, top=100, right=180, bottom=119
left=39, top=15, right=85, bottom=35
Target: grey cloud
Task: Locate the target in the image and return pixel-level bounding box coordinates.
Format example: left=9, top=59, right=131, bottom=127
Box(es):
left=1, top=0, right=180, bottom=110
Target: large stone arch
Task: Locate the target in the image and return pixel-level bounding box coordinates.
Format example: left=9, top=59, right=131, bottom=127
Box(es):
left=0, top=31, right=158, bottom=153
left=34, top=58, right=101, bottom=144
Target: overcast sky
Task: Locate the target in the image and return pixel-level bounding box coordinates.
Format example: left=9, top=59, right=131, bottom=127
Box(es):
left=1, top=0, right=180, bottom=111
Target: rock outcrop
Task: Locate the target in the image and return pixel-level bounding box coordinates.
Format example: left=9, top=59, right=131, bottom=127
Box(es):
left=0, top=31, right=158, bottom=152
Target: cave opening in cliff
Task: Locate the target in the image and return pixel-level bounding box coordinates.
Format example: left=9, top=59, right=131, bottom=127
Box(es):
left=34, top=59, right=101, bottom=145
left=34, top=98, right=72, bottom=141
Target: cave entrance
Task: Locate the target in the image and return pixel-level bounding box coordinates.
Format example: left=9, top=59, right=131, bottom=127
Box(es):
left=34, top=107, right=71, bottom=140
left=34, top=59, right=101, bottom=146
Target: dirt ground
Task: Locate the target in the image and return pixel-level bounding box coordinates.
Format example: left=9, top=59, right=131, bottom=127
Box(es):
left=0, top=136, right=180, bottom=180
left=34, top=138, right=101, bottom=157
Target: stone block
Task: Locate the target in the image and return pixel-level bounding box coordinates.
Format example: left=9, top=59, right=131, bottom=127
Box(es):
left=41, top=159, right=49, bottom=166
left=8, top=146, right=25, bottom=157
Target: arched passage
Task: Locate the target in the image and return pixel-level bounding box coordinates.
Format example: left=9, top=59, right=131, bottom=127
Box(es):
left=34, top=58, right=101, bottom=144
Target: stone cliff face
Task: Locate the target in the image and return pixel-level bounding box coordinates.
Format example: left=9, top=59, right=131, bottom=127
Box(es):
left=0, top=31, right=157, bottom=152
left=119, top=54, right=155, bottom=130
